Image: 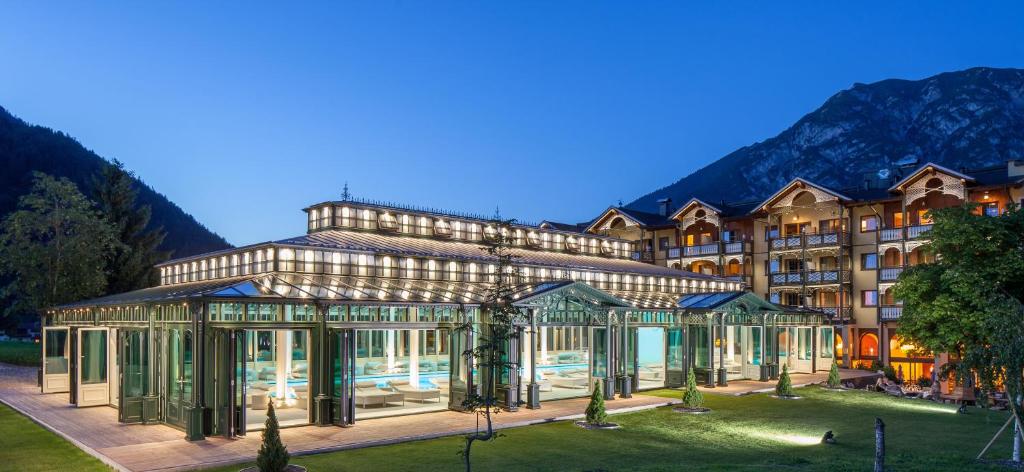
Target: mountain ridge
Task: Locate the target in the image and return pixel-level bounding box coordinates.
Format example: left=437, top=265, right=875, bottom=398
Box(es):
left=0, top=105, right=232, bottom=258
left=627, top=67, right=1024, bottom=212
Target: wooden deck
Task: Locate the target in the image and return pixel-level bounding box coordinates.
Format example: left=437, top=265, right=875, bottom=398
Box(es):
left=0, top=363, right=678, bottom=471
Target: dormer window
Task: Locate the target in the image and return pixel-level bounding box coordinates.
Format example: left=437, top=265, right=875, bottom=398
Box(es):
left=378, top=212, right=399, bottom=231
left=434, top=219, right=452, bottom=237
left=526, top=231, right=541, bottom=246
left=483, top=225, right=498, bottom=240
left=565, top=235, right=580, bottom=252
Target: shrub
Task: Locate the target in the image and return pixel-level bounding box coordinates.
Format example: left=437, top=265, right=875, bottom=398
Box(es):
left=883, top=366, right=898, bottom=382
left=585, top=381, right=608, bottom=425
left=256, top=399, right=290, bottom=472
left=681, top=368, right=704, bottom=409
left=917, top=377, right=932, bottom=388
left=826, top=359, right=841, bottom=389
left=869, top=360, right=884, bottom=371
left=776, top=365, right=794, bottom=397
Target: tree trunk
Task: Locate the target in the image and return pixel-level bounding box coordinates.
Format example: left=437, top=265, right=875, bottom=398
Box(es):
left=874, top=417, right=885, bottom=472
left=1013, top=420, right=1021, bottom=463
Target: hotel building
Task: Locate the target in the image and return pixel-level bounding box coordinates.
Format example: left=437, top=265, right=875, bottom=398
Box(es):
left=37, top=159, right=1020, bottom=440
left=583, top=160, right=1024, bottom=386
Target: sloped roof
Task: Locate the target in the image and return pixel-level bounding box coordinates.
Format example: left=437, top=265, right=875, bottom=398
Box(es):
left=888, top=162, right=975, bottom=192
left=755, top=177, right=853, bottom=211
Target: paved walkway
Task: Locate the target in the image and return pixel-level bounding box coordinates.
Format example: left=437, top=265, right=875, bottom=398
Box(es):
left=696, top=368, right=879, bottom=396
left=0, top=364, right=677, bottom=471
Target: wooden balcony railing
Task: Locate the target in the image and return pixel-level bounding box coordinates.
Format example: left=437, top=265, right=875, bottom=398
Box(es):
left=631, top=250, right=655, bottom=263
left=879, top=266, right=904, bottom=282
left=879, top=228, right=903, bottom=242
left=907, top=224, right=932, bottom=239
left=879, top=305, right=903, bottom=321
left=769, top=270, right=850, bottom=286
left=666, top=241, right=751, bottom=259
left=876, top=225, right=932, bottom=242
left=776, top=305, right=852, bottom=322
left=769, top=231, right=848, bottom=251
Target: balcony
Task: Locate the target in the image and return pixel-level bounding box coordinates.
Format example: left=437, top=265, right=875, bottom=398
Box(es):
left=666, top=241, right=751, bottom=259
left=876, top=225, right=933, bottom=242
left=776, top=305, right=852, bottom=322
left=631, top=250, right=655, bottom=263
left=879, top=305, right=903, bottom=321
left=769, top=231, right=848, bottom=251
left=879, top=266, right=904, bottom=282
left=769, top=270, right=851, bottom=286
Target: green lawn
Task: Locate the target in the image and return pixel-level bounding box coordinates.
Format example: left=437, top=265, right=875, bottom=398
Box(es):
left=0, top=340, right=40, bottom=366
left=0, top=403, right=108, bottom=471
left=213, top=387, right=1015, bottom=472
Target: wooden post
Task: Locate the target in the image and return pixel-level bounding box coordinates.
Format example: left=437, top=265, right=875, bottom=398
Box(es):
left=874, top=417, right=885, bottom=472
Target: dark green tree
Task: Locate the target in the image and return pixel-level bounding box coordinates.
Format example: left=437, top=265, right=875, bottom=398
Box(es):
left=256, top=399, right=290, bottom=472
left=681, top=368, right=704, bottom=409
left=0, top=173, right=118, bottom=317
left=91, top=160, right=169, bottom=293
left=585, top=381, right=608, bottom=425
left=827, top=358, right=841, bottom=389
left=776, top=365, right=794, bottom=397
left=894, top=203, right=1024, bottom=462
left=459, top=218, right=524, bottom=472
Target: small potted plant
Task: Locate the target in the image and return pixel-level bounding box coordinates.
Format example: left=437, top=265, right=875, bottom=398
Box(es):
left=575, top=381, right=619, bottom=429
left=773, top=365, right=800, bottom=399
left=674, top=368, right=710, bottom=414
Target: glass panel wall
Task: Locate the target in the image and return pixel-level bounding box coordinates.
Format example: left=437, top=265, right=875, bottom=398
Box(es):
left=534, top=326, right=591, bottom=400
left=45, top=329, right=69, bottom=375
left=353, top=328, right=449, bottom=419
left=81, top=330, right=107, bottom=384
left=244, top=329, right=311, bottom=430
left=636, top=327, right=665, bottom=389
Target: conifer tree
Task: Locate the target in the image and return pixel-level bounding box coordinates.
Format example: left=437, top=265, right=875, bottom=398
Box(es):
left=91, top=159, right=169, bottom=293
left=776, top=364, right=794, bottom=397
left=827, top=358, right=841, bottom=389
left=681, top=368, right=704, bottom=409
left=585, top=381, right=608, bottom=425
left=256, top=399, right=290, bottom=472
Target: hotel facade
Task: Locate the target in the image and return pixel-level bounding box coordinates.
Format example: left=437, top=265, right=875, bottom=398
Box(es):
left=37, top=160, right=1021, bottom=440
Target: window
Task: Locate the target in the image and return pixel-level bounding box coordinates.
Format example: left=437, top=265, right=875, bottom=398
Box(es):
left=892, top=212, right=904, bottom=228
left=982, top=202, right=999, bottom=217
left=658, top=237, right=670, bottom=250
left=722, top=230, right=734, bottom=242
left=819, top=219, right=840, bottom=233
left=860, top=215, right=879, bottom=232
left=765, top=225, right=779, bottom=240
left=862, top=290, right=878, bottom=307
left=861, top=253, right=878, bottom=270
left=917, top=209, right=932, bottom=225
left=819, top=327, right=834, bottom=358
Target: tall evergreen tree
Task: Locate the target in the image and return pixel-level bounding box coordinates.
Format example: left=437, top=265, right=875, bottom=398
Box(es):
left=585, top=381, right=608, bottom=425
left=827, top=358, right=841, bottom=389
left=0, top=173, right=118, bottom=317
left=681, top=368, right=705, bottom=409
left=256, top=400, right=290, bottom=472
left=776, top=365, right=794, bottom=397
left=91, top=160, right=169, bottom=293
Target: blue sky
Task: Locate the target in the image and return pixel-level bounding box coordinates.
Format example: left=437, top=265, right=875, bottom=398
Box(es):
left=2, top=2, right=1022, bottom=246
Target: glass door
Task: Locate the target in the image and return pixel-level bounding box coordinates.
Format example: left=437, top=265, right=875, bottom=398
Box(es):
left=118, top=329, right=148, bottom=423
left=164, top=327, right=192, bottom=428
left=76, top=328, right=109, bottom=407
left=331, top=329, right=355, bottom=426
left=42, top=327, right=70, bottom=393
left=665, top=328, right=684, bottom=387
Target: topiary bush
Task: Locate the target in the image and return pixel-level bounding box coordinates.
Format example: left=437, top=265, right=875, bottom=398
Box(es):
left=257, top=399, right=290, bottom=472
left=682, top=368, right=704, bottom=409
left=826, top=358, right=841, bottom=389
left=776, top=364, right=794, bottom=397
left=585, top=381, right=608, bottom=426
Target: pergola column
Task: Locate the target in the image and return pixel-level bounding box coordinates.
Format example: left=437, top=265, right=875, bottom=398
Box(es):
left=618, top=309, right=632, bottom=398
left=759, top=316, right=769, bottom=381
left=704, top=314, right=715, bottom=388
left=842, top=324, right=852, bottom=367
left=526, top=309, right=540, bottom=409
left=603, top=310, right=615, bottom=400
left=717, top=313, right=728, bottom=386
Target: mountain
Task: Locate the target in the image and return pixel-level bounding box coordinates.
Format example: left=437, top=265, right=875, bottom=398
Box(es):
left=0, top=106, right=231, bottom=258
left=628, top=67, right=1024, bottom=211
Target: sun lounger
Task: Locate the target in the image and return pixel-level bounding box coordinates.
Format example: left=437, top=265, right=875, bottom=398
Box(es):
left=355, top=380, right=405, bottom=408
left=388, top=380, right=441, bottom=403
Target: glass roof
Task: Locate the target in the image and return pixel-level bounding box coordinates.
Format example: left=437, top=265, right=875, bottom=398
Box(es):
left=677, top=291, right=745, bottom=309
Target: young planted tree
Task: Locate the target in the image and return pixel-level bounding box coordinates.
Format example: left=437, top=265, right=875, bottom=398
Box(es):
left=459, top=218, right=524, bottom=472
left=894, top=203, right=1024, bottom=462
left=776, top=364, right=794, bottom=397
left=256, top=400, right=290, bottom=472
left=681, top=368, right=705, bottom=409
left=827, top=358, right=841, bottom=389
left=91, top=159, right=170, bottom=293
left=585, top=381, right=608, bottom=425
left=0, top=173, right=118, bottom=317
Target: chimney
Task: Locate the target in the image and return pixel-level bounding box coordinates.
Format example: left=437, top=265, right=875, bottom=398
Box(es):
left=1009, top=160, right=1024, bottom=178
left=657, top=198, right=672, bottom=217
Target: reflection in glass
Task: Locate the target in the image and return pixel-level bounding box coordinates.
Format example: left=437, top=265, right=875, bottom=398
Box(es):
left=45, top=330, right=68, bottom=374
